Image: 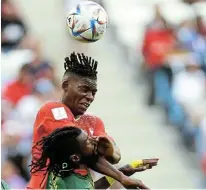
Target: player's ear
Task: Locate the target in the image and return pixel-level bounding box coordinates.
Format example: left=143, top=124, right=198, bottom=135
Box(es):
left=62, top=80, right=68, bottom=92
left=70, top=154, right=80, bottom=163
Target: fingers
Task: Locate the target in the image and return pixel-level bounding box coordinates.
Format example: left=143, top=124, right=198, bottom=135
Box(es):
left=133, top=162, right=157, bottom=171
left=98, top=136, right=111, bottom=142
left=138, top=182, right=150, bottom=189
left=143, top=158, right=159, bottom=165
left=97, top=136, right=114, bottom=157
left=98, top=136, right=113, bottom=149
left=134, top=164, right=155, bottom=171
left=134, top=179, right=150, bottom=189
left=145, top=158, right=159, bottom=162
left=134, top=166, right=147, bottom=172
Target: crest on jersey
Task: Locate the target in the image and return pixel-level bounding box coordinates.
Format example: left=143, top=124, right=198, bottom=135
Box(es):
left=51, top=107, right=68, bottom=120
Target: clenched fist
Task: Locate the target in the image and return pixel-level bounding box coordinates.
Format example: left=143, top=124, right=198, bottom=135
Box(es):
left=96, top=136, right=114, bottom=158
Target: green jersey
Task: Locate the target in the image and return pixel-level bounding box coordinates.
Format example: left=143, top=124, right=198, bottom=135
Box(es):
left=46, top=171, right=94, bottom=189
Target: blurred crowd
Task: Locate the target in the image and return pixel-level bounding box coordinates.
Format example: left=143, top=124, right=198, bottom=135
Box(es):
left=141, top=1, right=206, bottom=187
left=1, top=0, right=206, bottom=189
left=1, top=0, right=61, bottom=188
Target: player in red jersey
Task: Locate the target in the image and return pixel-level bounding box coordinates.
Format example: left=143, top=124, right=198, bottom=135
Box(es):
left=28, top=52, right=157, bottom=189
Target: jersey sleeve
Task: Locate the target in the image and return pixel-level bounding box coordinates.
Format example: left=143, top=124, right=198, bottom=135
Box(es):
left=93, top=117, right=114, bottom=141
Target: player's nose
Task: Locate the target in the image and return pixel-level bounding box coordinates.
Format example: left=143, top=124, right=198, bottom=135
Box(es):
left=85, top=92, right=94, bottom=102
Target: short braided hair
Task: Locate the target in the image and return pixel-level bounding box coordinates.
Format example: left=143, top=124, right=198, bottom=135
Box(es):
left=64, top=52, right=98, bottom=79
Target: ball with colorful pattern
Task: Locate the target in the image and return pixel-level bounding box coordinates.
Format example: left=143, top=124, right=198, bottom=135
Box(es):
left=66, top=1, right=108, bottom=43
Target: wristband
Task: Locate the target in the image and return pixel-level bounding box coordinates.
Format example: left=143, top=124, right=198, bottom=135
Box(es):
left=130, top=160, right=143, bottom=168
left=105, top=176, right=116, bottom=186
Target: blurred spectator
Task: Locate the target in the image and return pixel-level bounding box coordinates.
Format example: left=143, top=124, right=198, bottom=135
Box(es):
left=15, top=78, right=56, bottom=127
left=199, top=118, right=206, bottom=187
left=1, top=120, right=32, bottom=172
left=1, top=0, right=27, bottom=52
left=1, top=49, right=35, bottom=86
left=196, top=16, right=206, bottom=37
left=2, top=64, right=34, bottom=106
left=177, top=19, right=206, bottom=65
left=172, top=54, right=205, bottom=110
left=2, top=159, right=27, bottom=189
left=19, top=36, right=59, bottom=87
left=1, top=100, right=13, bottom=126
left=142, top=5, right=174, bottom=70
left=183, top=0, right=206, bottom=4
left=1, top=0, right=64, bottom=188
left=142, top=4, right=175, bottom=105
left=172, top=53, right=206, bottom=144
left=140, top=2, right=206, bottom=186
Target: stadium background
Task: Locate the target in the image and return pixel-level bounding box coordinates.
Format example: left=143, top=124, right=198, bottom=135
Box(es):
left=1, top=0, right=206, bottom=188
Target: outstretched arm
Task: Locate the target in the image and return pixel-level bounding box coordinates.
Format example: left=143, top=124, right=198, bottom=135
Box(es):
left=94, top=158, right=159, bottom=189
left=89, top=157, right=150, bottom=189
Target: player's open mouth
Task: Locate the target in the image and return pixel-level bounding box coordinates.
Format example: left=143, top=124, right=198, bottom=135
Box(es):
left=79, top=103, right=90, bottom=110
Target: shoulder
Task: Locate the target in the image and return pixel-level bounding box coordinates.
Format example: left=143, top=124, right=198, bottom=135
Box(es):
left=82, top=113, right=110, bottom=137
left=83, top=112, right=103, bottom=122
left=34, top=102, right=75, bottom=131
left=39, top=101, right=68, bottom=111
left=81, top=113, right=105, bottom=128
left=38, top=101, right=73, bottom=118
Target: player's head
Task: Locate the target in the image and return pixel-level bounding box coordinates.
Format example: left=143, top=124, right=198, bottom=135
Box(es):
left=30, top=126, right=98, bottom=177
left=61, top=52, right=98, bottom=117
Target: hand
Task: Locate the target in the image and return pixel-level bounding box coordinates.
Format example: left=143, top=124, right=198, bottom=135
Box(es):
left=120, top=158, right=159, bottom=176
left=121, top=176, right=150, bottom=189
left=120, top=164, right=147, bottom=176
left=142, top=158, right=159, bottom=169
left=97, top=136, right=114, bottom=158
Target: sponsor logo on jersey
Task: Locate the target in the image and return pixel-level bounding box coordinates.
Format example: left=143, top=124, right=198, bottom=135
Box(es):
left=51, top=107, right=68, bottom=120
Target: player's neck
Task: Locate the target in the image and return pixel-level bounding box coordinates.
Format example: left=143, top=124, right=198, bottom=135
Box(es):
left=60, top=99, right=81, bottom=120
left=74, top=115, right=81, bottom=120
left=78, top=164, right=88, bottom=169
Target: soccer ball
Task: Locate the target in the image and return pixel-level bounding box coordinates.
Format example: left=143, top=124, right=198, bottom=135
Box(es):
left=66, top=1, right=108, bottom=43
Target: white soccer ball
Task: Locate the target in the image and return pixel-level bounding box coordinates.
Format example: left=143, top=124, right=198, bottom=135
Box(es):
left=66, top=1, right=108, bottom=43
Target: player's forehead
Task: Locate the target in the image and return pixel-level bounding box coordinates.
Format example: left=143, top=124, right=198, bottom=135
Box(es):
left=78, top=77, right=97, bottom=90
left=76, top=129, right=88, bottom=142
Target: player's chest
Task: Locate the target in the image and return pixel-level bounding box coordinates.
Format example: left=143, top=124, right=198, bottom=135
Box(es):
left=74, top=116, right=96, bottom=136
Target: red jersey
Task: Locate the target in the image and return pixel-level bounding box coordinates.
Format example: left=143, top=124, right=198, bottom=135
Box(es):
left=142, top=29, right=175, bottom=69
left=28, top=101, right=110, bottom=189
left=2, top=80, right=32, bottom=106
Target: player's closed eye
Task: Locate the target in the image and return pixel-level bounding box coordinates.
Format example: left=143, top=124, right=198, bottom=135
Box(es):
left=82, top=88, right=88, bottom=93
left=77, top=85, right=87, bottom=93
left=92, top=91, right=96, bottom=96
